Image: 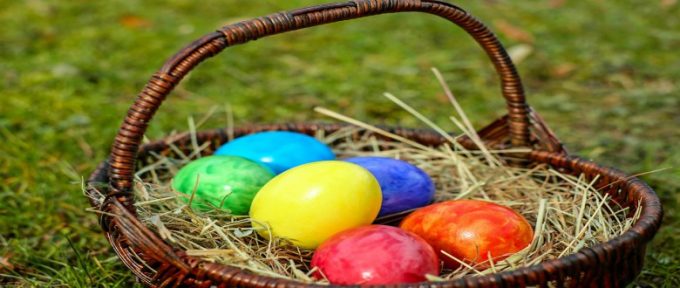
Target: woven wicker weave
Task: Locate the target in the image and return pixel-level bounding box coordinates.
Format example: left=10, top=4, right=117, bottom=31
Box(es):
left=86, top=1, right=663, bottom=287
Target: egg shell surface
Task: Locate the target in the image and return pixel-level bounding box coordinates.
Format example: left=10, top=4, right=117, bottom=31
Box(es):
left=345, top=157, right=435, bottom=216
left=214, top=131, right=335, bottom=174
left=400, top=199, right=533, bottom=268
left=249, top=161, right=381, bottom=249
left=311, top=225, right=439, bottom=285
left=171, top=155, right=274, bottom=215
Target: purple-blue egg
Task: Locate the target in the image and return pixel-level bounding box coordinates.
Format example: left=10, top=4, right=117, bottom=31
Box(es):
left=214, top=131, right=335, bottom=174
left=345, top=157, right=435, bottom=217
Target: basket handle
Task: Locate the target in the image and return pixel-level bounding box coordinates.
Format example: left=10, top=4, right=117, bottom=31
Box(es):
left=107, top=0, right=530, bottom=198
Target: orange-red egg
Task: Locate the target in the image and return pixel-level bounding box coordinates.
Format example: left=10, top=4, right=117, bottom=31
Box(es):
left=400, top=200, right=533, bottom=269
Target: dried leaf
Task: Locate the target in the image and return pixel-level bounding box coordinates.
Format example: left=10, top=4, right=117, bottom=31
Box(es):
left=551, top=62, right=577, bottom=78
left=507, top=44, right=534, bottom=64
left=494, top=20, right=535, bottom=43
left=549, top=0, right=567, bottom=8
left=0, top=255, right=14, bottom=272
left=661, top=0, right=677, bottom=8
left=119, top=15, right=151, bottom=29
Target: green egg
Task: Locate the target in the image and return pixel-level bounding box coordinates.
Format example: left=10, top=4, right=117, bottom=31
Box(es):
left=172, top=155, right=274, bottom=214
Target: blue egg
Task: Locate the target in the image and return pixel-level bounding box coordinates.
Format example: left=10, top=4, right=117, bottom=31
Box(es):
left=345, top=157, right=435, bottom=216
left=214, top=131, right=335, bottom=174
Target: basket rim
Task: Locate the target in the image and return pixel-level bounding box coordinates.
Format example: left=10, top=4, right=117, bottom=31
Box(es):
left=87, top=123, right=663, bottom=287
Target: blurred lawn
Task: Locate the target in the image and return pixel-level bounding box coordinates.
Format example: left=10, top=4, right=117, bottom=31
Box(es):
left=1, top=0, right=678, bottom=287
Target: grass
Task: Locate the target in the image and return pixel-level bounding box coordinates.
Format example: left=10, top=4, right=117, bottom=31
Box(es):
left=0, top=0, right=678, bottom=286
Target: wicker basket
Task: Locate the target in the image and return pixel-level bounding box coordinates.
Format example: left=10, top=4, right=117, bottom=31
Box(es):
left=86, top=1, right=663, bottom=287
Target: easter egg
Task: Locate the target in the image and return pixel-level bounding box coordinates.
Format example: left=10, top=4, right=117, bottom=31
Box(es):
left=172, top=155, right=274, bottom=215
left=311, top=225, right=439, bottom=285
left=345, top=157, right=434, bottom=216
left=214, top=131, right=335, bottom=174
left=400, top=200, right=533, bottom=268
left=249, top=161, right=381, bottom=249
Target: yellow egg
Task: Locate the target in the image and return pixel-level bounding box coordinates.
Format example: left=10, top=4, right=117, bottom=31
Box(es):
left=249, top=161, right=382, bottom=249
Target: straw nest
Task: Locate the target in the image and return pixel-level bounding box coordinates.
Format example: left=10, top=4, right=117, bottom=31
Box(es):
left=90, top=69, right=641, bottom=284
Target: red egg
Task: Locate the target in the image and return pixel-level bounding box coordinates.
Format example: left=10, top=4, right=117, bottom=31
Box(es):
left=311, top=225, right=439, bottom=285
left=400, top=200, right=533, bottom=269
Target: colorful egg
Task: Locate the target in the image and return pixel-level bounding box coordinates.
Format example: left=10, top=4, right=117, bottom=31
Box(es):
left=249, top=161, right=381, bottom=249
left=345, top=157, right=434, bottom=216
left=214, top=131, right=335, bottom=174
left=311, top=225, right=439, bottom=285
left=400, top=200, right=533, bottom=268
left=171, top=155, right=274, bottom=215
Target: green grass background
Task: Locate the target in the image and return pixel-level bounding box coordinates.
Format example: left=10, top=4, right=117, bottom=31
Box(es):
left=1, top=0, right=678, bottom=286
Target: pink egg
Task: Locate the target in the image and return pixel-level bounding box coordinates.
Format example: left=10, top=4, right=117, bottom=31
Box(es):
left=311, top=225, right=439, bottom=285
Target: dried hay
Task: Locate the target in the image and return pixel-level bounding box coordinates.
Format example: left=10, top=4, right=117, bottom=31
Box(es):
left=89, top=69, right=641, bottom=284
